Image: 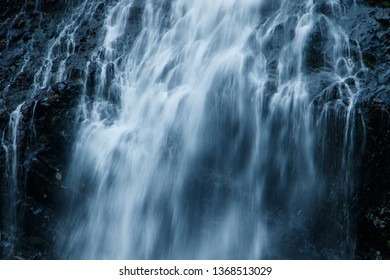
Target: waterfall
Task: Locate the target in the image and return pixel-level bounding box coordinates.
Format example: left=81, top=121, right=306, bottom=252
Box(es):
left=0, top=0, right=366, bottom=259
left=57, top=0, right=365, bottom=259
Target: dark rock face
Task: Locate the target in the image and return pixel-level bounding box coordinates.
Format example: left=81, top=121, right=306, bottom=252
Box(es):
left=0, top=0, right=389, bottom=259
left=0, top=0, right=103, bottom=259
left=364, top=0, right=390, bottom=8
left=0, top=81, right=82, bottom=259
left=21, top=82, right=82, bottom=209
left=344, top=0, right=390, bottom=259
left=354, top=100, right=390, bottom=259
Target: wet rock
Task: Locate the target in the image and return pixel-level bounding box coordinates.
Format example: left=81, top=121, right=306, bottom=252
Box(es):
left=21, top=81, right=82, bottom=207
left=353, top=99, right=390, bottom=259
left=363, top=0, right=390, bottom=8
left=17, top=197, right=58, bottom=259
left=340, top=1, right=390, bottom=259
left=40, top=0, right=67, bottom=13
left=0, top=80, right=82, bottom=259
left=0, top=0, right=101, bottom=259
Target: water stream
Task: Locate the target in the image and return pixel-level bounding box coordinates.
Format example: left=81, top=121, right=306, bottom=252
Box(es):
left=60, top=0, right=365, bottom=259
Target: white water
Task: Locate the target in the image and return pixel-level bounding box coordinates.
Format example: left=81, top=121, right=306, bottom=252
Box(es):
left=0, top=0, right=365, bottom=259
left=60, top=0, right=365, bottom=259
left=1, top=104, right=24, bottom=256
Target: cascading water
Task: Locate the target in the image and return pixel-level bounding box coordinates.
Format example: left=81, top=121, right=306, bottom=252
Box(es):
left=58, top=0, right=365, bottom=259
left=0, top=0, right=367, bottom=259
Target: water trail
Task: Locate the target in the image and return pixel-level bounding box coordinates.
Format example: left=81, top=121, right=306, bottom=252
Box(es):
left=60, top=0, right=365, bottom=259
left=39, top=0, right=103, bottom=90
left=1, top=103, right=24, bottom=257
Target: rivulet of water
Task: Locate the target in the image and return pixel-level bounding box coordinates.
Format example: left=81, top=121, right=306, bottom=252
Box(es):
left=1, top=104, right=24, bottom=257
left=59, top=0, right=365, bottom=259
